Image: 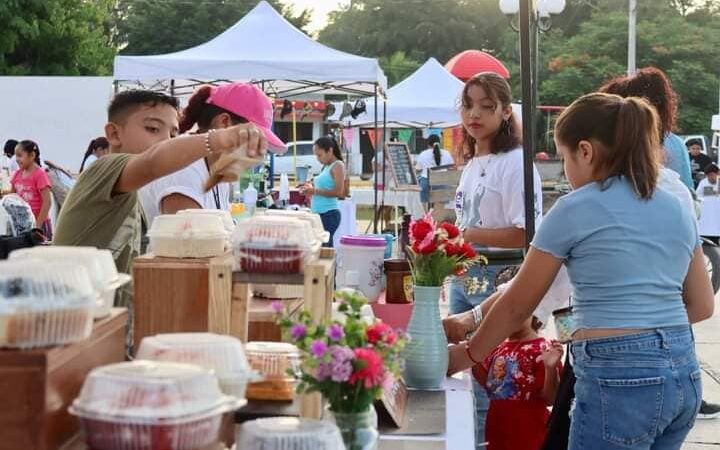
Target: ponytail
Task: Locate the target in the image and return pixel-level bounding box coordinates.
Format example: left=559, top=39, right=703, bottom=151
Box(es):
left=555, top=93, right=660, bottom=199
left=314, top=136, right=343, bottom=162
left=80, top=137, right=109, bottom=173
left=17, top=140, right=41, bottom=166
left=179, top=85, right=248, bottom=134
left=427, top=134, right=442, bottom=166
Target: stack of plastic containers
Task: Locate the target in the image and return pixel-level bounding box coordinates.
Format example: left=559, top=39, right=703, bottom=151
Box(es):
left=69, top=360, right=240, bottom=450
left=177, top=209, right=235, bottom=234
left=9, top=246, right=131, bottom=318
left=237, top=417, right=345, bottom=450
left=263, top=209, right=330, bottom=244
left=0, top=260, right=96, bottom=348
left=148, top=214, right=229, bottom=258
left=233, top=216, right=321, bottom=274
left=244, top=341, right=300, bottom=401
left=136, top=332, right=260, bottom=399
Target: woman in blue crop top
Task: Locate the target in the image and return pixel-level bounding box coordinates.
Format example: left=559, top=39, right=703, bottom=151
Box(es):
left=301, top=136, right=345, bottom=247
left=449, top=93, right=714, bottom=450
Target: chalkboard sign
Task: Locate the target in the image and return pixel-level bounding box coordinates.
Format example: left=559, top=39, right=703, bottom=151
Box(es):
left=385, top=142, right=419, bottom=191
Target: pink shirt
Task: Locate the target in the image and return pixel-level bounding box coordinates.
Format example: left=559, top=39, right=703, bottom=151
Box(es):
left=11, top=166, right=51, bottom=218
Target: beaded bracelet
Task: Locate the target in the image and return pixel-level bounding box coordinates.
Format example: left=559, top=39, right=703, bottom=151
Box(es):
left=205, top=129, right=216, bottom=154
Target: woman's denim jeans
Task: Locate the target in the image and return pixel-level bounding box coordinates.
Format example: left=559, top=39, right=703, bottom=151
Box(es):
left=319, top=209, right=341, bottom=248
left=570, top=326, right=702, bottom=450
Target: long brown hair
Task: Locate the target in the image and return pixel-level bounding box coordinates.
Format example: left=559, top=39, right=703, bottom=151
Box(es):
left=460, top=72, right=521, bottom=161
left=179, top=85, right=247, bottom=134
left=555, top=93, right=660, bottom=199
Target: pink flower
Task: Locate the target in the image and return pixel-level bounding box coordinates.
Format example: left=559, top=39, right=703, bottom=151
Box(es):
left=366, top=322, right=397, bottom=346
left=327, top=323, right=344, bottom=342
left=291, top=324, right=306, bottom=341
left=350, top=348, right=385, bottom=389
left=311, top=340, right=328, bottom=358
left=271, top=300, right=284, bottom=314
left=381, top=372, right=395, bottom=392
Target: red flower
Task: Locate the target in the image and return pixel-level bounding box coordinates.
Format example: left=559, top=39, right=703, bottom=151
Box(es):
left=350, top=348, right=385, bottom=389
left=460, top=243, right=476, bottom=258
left=440, top=223, right=460, bottom=239
left=445, top=242, right=461, bottom=257
left=410, top=219, right=434, bottom=242
left=413, top=240, right=437, bottom=255
left=367, top=322, right=397, bottom=345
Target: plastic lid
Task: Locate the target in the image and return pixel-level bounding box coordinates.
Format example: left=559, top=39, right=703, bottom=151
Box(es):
left=0, top=260, right=96, bottom=312
left=70, top=361, right=239, bottom=422
left=178, top=209, right=235, bottom=233
left=233, top=216, right=318, bottom=248
left=10, top=246, right=122, bottom=288
left=136, top=333, right=251, bottom=377
left=245, top=342, right=300, bottom=379
left=339, top=235, right=387, bottom=247
left=264, top=210, right=330, bottom=244
left=237, top=417, right=344, bottom=450
left=148, top=214, right=228, bottom=239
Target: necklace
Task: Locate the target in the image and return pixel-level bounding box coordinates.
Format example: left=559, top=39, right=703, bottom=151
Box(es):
left=478, top=155, right=493, bottom=177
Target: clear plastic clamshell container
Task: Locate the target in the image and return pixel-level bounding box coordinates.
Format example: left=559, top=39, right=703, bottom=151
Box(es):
left=233, top=216, right=321, bottom=274
left=9, top=246, right=131, bottom=319
left=177, top=209, right=235, bottom=234
left=136, top=332, right=260, bottom=399
left=237, top=417, right=345, bottom=450
left=0, top=260, right=96, bottom=348
left=148, top=214, right=228, bottom=258
left=69, top=360, right=243, bottom=450
left=245, top=341, right=300, bottom=380
left=263, top=209, right=330, bottom=244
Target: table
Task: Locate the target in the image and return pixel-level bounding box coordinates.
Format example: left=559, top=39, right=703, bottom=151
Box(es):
left=352, top=188, right=425, bottom=220
left=699, top=196, right=720, bottom=237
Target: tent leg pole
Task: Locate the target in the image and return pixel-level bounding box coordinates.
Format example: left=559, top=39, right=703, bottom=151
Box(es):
left=520, top=0, right=537, bottom=248
left=373, top=84, right=379, bottom=234
left=382, top=97, right=387, bottom=233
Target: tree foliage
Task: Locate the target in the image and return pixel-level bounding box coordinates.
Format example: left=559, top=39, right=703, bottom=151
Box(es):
left=116, top=0, right=311, bottom=55
left=0, top=0, right=116, bottom=75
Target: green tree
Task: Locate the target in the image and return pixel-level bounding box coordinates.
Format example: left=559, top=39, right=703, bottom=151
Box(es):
left=0, top=0, right=116, bottom=75
left=117, top=0, right=311, bottom=55
left=380, top=51, right=422, bottom=86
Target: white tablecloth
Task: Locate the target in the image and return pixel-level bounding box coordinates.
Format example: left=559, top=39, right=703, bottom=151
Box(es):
left=351, top=188, right=425, bottom=219
left=699, top=196, right=720, bottom=237
left=333, top=198, right=358, bottom=248
left=379, top=373, right=476, bottom=449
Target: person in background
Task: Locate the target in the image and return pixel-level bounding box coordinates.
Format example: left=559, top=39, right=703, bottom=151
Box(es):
left=10, top=140, right=52, bottom=238
left=688, top=139, right=713, bottom=187
left=600, top=67, right=693, bottom=191
left=416, top=134, right=454, bottom=204
left=449, top=93, right=714, bottom=449
left=139, top=83, right=285, bottom=226
left=301, top=136, right=345, bottom=247
left=79, top=137, right=110, bottom=173
left=696, top=163, right=720, bottom=197
left=3, top=139, right=19, bottom=173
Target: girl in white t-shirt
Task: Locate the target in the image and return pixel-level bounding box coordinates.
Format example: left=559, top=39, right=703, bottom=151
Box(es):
left=416, top=134, right=454, bottom=203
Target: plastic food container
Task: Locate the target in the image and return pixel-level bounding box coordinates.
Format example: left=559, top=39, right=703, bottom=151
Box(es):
left=264, top=209, right=330, bottom=244
left=148, top=214, right=228, bottom=258
left=70, top=361, right=242, bottom=450
left=337, top=235, right=388, bottom=302
left=0, top=260, right=96, bottom=348
left=136, top=333, right=260, bottom=399
left=245, top=341, right=300, bottom=401
left=552, top=306, right=574, bottom=343
left=9, top=246, right=131, bottom=319
left=178, top=209, right=235, bottom=234
left=237, top=417, right=344, bottom=450
left=233, top=217, right=321, bottom=274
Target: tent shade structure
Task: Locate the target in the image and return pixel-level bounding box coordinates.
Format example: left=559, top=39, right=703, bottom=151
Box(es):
left=331, top=58, right=464, bottom=128
left=113, top=1, right=387, bottom=97
left=445, top=50, right=510, bottom=81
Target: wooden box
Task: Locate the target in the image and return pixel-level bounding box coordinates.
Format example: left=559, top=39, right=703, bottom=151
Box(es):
left=248, top=297, right=304, bottom=342
left=132, top=253, right=233, bottom=349
left=0, top=309, right=128, bottom=450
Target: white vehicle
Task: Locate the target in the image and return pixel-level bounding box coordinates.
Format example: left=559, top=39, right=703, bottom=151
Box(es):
left=271, top=141, right=322, bottom=176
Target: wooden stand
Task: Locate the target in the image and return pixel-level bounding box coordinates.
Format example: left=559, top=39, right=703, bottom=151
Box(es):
left=231, top=248, right=336, bottom=419
left=132, top=253, right=233, bottom=349
left=0, top=309, right=128, bottom=450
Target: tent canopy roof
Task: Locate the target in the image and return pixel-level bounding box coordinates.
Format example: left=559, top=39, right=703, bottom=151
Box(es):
left=113, top=1, right=386, bottom=96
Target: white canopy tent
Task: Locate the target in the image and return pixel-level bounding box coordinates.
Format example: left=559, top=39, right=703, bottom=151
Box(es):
left=113, top=1, right=387, bottom=97
left=332, top=58, right=463, bottom=128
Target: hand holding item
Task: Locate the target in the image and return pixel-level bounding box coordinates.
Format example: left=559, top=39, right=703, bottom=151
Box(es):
left=536, top=340, right=564, bottom=368
left=299, top=183, right=315, bottom=196
left=204, top=124, right=267, bottom=192
left=442, top=310, right=476, bottom=344
left=447, top=341, right=474, bottom=376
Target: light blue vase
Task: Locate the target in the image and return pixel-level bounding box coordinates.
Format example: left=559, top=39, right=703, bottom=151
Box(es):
left=403, top=285, right=448, bottom=389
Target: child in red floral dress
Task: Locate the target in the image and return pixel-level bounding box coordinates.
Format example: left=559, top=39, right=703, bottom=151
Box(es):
left=473, top=313, right=563, bottom=450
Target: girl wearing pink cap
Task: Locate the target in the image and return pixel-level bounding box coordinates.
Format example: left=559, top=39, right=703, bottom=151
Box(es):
left=139, top=82, right=284, bottom=225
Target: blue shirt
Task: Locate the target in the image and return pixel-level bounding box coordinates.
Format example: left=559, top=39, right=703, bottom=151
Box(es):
left=663, top=133, right=693, bottom=191
left=532, top=177, right=698, bottom=331
left=311, top=161, right=340, bottom=214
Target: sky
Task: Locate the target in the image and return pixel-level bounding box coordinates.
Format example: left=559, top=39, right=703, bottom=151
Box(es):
left=287, top=0, right=347, bottom=33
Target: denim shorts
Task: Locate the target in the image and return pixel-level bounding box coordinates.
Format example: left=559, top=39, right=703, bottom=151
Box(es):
left=570, top=326, right=702, bottom=450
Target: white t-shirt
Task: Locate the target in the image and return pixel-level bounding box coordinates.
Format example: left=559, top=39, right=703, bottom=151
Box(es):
left=83, top=154, right=98, bottom=170
left=139, top=158, right=231, bottom=226
left=455, top=147, right=543, bottom=235
left=416, top=148, right=454, bottom=178
left=695, top=177, right=720, bottom=198
left=658, top=167, right=694, bottom=212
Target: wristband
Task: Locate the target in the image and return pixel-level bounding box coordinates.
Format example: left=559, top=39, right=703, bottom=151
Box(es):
left=472, top=305, right=483, bottom=327
left=464, top=340, right=481, bottom=365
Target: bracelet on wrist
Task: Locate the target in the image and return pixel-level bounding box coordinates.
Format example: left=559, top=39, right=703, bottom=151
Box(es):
left=464, top=340, right=481, bottom=365
left=472, top=305, right=483, bottom=327
left=204, top=129, right=216, bottom=154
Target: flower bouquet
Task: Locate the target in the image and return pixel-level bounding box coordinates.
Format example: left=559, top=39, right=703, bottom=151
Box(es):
left=403, top=212, right=486, bottom=388
left=274, top=289, right=405, bottom=449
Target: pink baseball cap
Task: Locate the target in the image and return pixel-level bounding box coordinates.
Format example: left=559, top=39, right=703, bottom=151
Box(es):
left=207, top=83, right=286, bottom=154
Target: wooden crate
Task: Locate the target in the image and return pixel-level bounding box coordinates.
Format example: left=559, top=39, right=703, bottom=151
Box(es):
left=132, top=253, right=233, bottom=349
left=248, top=297, right=304, bottom=342
left=0, top=309, right=128, bottom=450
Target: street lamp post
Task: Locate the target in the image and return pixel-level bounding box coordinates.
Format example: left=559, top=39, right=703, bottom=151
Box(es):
left=498, top=0, right=565, bottom=247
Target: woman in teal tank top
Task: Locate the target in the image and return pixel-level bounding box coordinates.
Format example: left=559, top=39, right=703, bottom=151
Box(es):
left=301, top=136, right=346, bottom=247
